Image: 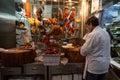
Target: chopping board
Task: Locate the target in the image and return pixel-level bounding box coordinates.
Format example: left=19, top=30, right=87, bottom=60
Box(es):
left=1, top=48, right=36, bottom=67
left=63, top=46, right=85, bottom=63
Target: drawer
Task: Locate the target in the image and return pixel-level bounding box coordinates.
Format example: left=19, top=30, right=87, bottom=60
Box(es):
left=71, top=63, right=84, bottom=74
left=1, top=67, right=22, bottom=75
left=49, top=63, right=85, bottom=75
left=49, top=64, right=73, bottom=74
left=23, top=63, right=45, bottom=75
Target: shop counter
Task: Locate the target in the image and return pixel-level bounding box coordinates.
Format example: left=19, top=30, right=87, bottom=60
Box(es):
left=0, top=62, right=85, bottom=80
left=23, top=63, right=45, bottom=75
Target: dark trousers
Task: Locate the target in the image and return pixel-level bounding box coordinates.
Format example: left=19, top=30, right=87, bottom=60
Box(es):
left=85, top=71, right=107, bottom=80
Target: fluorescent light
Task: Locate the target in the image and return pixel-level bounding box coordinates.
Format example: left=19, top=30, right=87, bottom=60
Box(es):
left=22, top=0, right=26, bottom=3
left=34, top=6, right=37, bottom=15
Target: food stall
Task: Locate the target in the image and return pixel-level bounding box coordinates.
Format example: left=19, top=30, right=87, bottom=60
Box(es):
left=0, top=0, right=87, bottom=80
left=0, top=0, right=119, bottom=80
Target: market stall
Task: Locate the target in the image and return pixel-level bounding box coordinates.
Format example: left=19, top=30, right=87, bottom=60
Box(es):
left=0, top=0, right=86, bottom=80
left=0, top=0, right=120, bottom=80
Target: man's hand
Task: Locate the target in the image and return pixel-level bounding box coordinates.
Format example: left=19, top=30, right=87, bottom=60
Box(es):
left=0, top=48, right=5, bottom=52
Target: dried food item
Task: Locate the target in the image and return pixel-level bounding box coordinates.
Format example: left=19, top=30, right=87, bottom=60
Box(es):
left=19, top=43, right=32, bottom=49
left=45, top=18, right=52, bottom=25
left=49, top=42, right=59, bottom=47
left=47, top=24, right=63, bottom=37
left=69, top=7, right=76, bottom=21
left=63, top=6, right=69, bottom=21
left=58, top=8, right=63, bottom=20
left=44, top=48, right=59, bottom=54
left=52, top=25, right=62, bottom=35
left=28, top=18, right=40, bottom=26
left=62, top=22, right=74, bottom=35
left=36, top=7, right=43, bottom=21
left=42, top=35, right=50, bottom=46
left=31, top=26, right=37, bottom=33
left=38, top=25, right=46, bottom=35
left=62, top=21, right=79, bottom=36
left=52, top=18, right=58, bottom=25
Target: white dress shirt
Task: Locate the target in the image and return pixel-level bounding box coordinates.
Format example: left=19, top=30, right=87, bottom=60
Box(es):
left=81, top=26, right=111, bottom=75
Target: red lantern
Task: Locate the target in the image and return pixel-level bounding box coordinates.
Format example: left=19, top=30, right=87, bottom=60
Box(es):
left=25, top=1, right=31, bottom=18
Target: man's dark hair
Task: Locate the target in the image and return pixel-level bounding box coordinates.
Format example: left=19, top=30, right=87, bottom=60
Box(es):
left=20, top=22, right=25, bottom=26
left=86, top=15, right=99, bottom=27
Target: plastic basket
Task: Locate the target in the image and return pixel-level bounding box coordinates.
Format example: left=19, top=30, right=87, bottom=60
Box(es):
left=43, top=54, right=60, bottom=66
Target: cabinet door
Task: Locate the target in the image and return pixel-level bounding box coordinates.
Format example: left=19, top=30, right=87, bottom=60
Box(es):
left=1, top=67, right=22, bottom=76
left=49, top=63, right=84, bottom=74
left=23, top=63, right=45, bottom=75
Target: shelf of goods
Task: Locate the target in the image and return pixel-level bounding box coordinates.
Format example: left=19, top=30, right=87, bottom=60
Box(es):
left=109, top=23, right=120, bottom=47
left=109, top=21, right=120, bottom=79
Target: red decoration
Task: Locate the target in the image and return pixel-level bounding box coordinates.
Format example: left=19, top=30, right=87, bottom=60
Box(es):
left=25, top=1, right=31, bottom=18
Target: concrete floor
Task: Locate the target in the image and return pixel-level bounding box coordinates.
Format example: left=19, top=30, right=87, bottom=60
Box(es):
left=106, top=69, right=120, bottom=80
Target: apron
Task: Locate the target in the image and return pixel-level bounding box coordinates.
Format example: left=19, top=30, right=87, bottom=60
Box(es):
left=83, top=57, right=88, bottom=79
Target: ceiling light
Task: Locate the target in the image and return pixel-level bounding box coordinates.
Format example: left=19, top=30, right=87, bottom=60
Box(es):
left=65, top=0, right=78, bottom=6
left=54, top=0, right=57, bottom=2
left=22, top=0, right=26, bottom=3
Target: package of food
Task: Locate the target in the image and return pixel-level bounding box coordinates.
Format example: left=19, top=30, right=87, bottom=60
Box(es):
left=43, top=54, right=60, bottom=66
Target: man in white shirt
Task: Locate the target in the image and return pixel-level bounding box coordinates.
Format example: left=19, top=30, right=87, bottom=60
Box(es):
left=80, top=15, right=111, bottom=80
left=19, top=22, right=31, bottom=44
